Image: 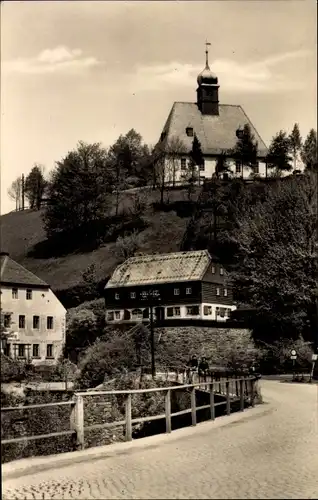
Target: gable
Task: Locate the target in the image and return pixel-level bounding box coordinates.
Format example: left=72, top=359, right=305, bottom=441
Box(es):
left=0, top=255, right=49, bottom=288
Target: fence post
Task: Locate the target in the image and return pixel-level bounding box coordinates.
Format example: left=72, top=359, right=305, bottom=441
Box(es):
left=70, top=394, right=84, bottom=450
left=226, top=381, right=231, bottom=416
left=165, top=389, right=171, bottom=433
left=240, top=379, right=244, bottom=412
left=191, top=387, right=197, bottom=426
left=209, top=383, right=215, bottom=421
left=125, top=393, right=132, bottom=441
left=251, top=379, right=255, bottom=407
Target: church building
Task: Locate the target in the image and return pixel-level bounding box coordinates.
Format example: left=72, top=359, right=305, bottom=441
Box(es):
left=156, top=44, right=268, bottom=184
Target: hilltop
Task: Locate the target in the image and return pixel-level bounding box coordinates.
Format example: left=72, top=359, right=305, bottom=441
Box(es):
left=0, top=188, right=196, bottom=296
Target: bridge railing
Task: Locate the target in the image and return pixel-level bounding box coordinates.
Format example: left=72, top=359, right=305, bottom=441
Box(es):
left=1, top=376, right=259, bottom=453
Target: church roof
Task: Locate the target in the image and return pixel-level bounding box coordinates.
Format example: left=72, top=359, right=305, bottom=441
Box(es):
left=105, top=250, right=211, bottom=288
left=160, top=102, right=268, bottom=158
left=0, top=253, right=49, bottom=287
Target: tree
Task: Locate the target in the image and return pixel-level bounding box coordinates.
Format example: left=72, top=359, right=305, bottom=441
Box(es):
left=25, top=164, right=46, bottom=210
left=288, top=123, right=302, bottom=171
left=165, top=136, right=186, bottom=188
left=232, top=124, right=258, bottom=179
left=227, top=174, right=317, bottom=343
left=301, top=129, right=318, bottom=172
left=107, top=130, right=152, bottom=214
left=189, top=134, right=204, bottom=186
left=43, top=141, right=113, bottom=241
left=267, top=131, right=292, bottom=175
left=65, top=308, right=98, bottom=363
left=116, top=230, right=142, bottom=261
left=7, top=177, right=21, bottom=212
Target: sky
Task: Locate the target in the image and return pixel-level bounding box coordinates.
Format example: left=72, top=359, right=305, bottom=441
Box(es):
left=1, top=0, right=317, bottom=214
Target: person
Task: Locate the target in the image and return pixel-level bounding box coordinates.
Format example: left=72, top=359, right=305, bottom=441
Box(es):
left=198, top=357, right=209, bottom=382
left=186, top=355, right=198, bottom=383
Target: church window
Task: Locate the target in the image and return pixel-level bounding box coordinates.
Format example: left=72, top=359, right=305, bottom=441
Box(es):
left=181, top=158, right=187, bottom=170
left=186, top=127, right=194, bottom=137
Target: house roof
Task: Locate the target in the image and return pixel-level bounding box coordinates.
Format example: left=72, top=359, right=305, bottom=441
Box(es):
left=0, top=253, right=49, bottom=288
left=106, top=250, right=211, bottom=288
left=160, top=102, right=268, bottom=158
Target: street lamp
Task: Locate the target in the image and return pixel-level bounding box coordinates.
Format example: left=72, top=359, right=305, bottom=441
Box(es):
left=141, top=289, right=161, bottom=378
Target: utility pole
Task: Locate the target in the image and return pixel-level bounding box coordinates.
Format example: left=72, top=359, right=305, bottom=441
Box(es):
left=150, top=303, right=155, bottom=379
left=21, top=174, right=25, bottom=211
left=314, top=166, right=318, bottom=355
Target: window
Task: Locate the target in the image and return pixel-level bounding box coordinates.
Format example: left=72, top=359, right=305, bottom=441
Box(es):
left=204, top=306, right=212, bottom=316
left=33, top=316, right=40, bottom=329
left=12, top=288, right=18, bottom=299
left=227, top=308, right=232, bottom=317
left=167, top=307, right=174, bottom=317
left=181, top=158, right=187, bottom=171
left=235, top=160, right=241, bottom=173
left=130, top=292, right=136, bottom=299
left=46, top=344, right=53, bottom=358
left=216, top=287, right=220, bottom=296
left=211, top=265, right=215, bottom=274
left=4, top=315, right=11, bottom=328
left=47, top=316, right=54, bottom=329
left=33, top=344, right=39, bottom=358
left=19, top=315, right=25, bottom=329
left=26, top=289, right=32, bottom=300
left=254, top=162, right=259, bottom=174
left=174, top=307, right=181, bottom=316
left=186, top=306, right=199, bottom=316
left=220, top=307, right=226, bottom=318
left=174, top=288, right=180, bottom=296
left=108, top=311, right=114, bottom=321
left=18, top=344, right=25, bottom=358
left=115, top=293, right=120, bottom=300
left=216, top=307, right=220, bottom=316
left=186, top=127, right=194, bottom=137
left=132, top=309, right=143, bottom=319
left=224, top=289, right=228, bottom=297
left=186, top=287, right=192, bottom=295
left=220, top=267, right=224, bottom=276
left=115, top=311, right=120, bottom=320
left=199, top=161, right=205, bottom=171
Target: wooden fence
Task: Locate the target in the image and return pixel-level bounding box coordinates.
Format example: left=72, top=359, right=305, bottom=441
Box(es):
left=1, top=376, right=259, bottom=452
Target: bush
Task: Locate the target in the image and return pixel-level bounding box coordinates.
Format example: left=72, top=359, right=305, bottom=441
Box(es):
left=258, top=336, right=314, bottom=374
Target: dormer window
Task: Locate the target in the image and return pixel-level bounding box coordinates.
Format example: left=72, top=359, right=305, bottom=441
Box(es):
left=186, top=127, right=194, bottom=137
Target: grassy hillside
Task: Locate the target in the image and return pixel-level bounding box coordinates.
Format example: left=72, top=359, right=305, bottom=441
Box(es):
left=1, top=188, right=196, bottom=293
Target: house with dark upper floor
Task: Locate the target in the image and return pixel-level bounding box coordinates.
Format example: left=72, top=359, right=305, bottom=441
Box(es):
left=104, top=250, right=236, bottom=324
left=0, top=252, right=66, bottom=364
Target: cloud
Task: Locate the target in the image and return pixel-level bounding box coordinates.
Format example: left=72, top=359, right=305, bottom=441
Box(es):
left=130, top=50, right=311, bottom=93
left=2, top=46, right=102, bottom=75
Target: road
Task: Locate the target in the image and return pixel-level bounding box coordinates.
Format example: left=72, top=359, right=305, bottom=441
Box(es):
left=2, top=380, right=318, bottom=499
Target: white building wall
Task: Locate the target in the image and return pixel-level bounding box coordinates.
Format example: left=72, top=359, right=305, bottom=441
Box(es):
left=166, top=156, right=268, bottom=184
left=1, top=285, right=66, bottom=365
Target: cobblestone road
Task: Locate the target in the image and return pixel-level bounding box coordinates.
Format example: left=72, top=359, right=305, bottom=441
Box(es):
left=2, top=381, right=318, bottom=499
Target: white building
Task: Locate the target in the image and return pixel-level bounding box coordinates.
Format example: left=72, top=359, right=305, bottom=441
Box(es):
left=0, top=252, right=66, bottom=365
left=156, top=47, right=269, bottom=184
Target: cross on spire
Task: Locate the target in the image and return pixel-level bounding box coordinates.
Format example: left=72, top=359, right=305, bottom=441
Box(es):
left=205, top=40, right=211, bottom=68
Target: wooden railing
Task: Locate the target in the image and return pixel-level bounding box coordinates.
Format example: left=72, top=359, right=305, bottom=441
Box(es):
left=1, top=376, right=259, bottom=452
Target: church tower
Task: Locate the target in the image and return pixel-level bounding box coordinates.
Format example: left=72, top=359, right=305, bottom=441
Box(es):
left=196, top=42, right=219, bottom=116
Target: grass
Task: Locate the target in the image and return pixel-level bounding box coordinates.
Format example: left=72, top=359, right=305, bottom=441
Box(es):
left=1, top=188, right=196, bottom=292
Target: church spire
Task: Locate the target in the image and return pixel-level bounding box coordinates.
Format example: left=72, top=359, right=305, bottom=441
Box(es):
left=205, top=40, right=211, bottom=69
left=196, top=40, right=220, bottom=116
